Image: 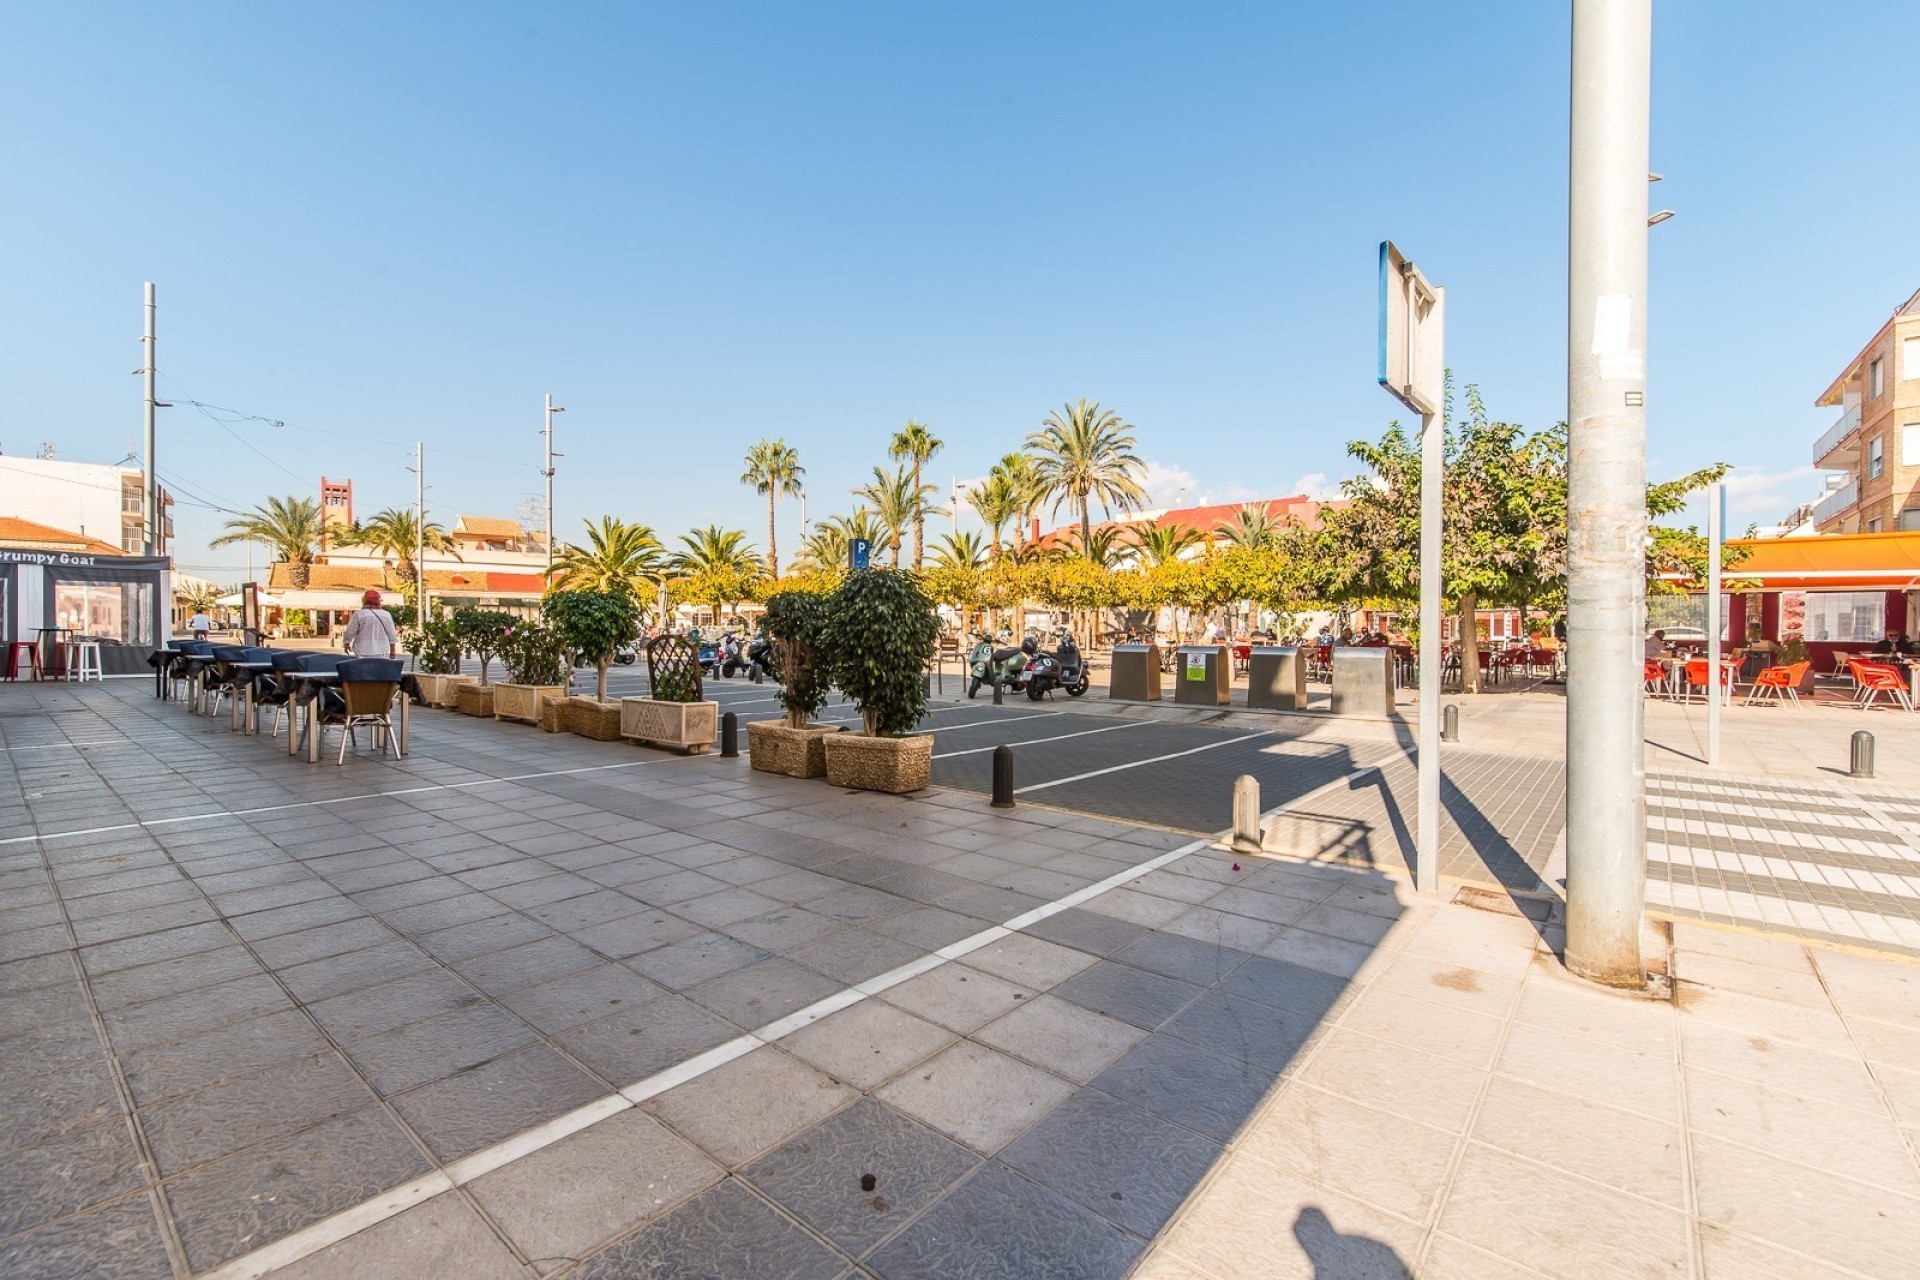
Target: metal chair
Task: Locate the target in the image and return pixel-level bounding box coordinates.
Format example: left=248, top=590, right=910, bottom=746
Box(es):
left=326, top=658, right=405, bottom=764
left=1744, top=661, right=1809, bottom=706
left=1643, top=658, right=1668, bottom=696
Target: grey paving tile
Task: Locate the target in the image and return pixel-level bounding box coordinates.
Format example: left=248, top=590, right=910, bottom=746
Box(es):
left=866, top=905, right=989, bottom=949
left=413, top=912, right=551, bottom=964
left=973, top=994, right=1146, bottom=1083
left=1090, top=1034, right=1280, bottom=1142
left=720, top=907, right=849, bottom=952
left=554, top=993, right=742, bottom=1086
left=268, top=1190, right=526, bottom=1280
left=342, top=999, right=538, bottom=1096
left=1022, top=906, right=1150, bottom=956
left=961, top=932, right=1100, bottom=989
left=0, top=1115, right=146, bottom=1236
left=875, top=1041, right=1076, bottom=1154
left=1110, top=931, right=1250, bottom=986
left=686, top=957, right=846, bottom=1030
left=0, top=1192, right=174, bottom=1280
left=779, top=1000, right=957, bottom=1091
left=0, top=1053, right=124, bottom=1144
left=276, top=939, right=435, bottom=1005
left=572, top=908, right=705, bottom=959
left=306, top=969, right=482, bottom=1043
left=879, top=965, right=1033, bottom=1035
left=164, top=1106, right=433, bottom=1273
left=1161, top=989, right=1323, bottom=1068
left=496, top=962, right=668, bottom=1035
left=866, top=1161, right=1139, bottom=1280
left=1215, top=953, right=1358, bottom=1019
left=103, top=973, right=295, bottom=1055
left=141, top=1050, right=375, bottom=1175
left=390, top=1043, right=609, bottom=1161
left=627, top=932, right=771, bottom=991
left=1000, top=1086, right=1221, bottom=1238
left=120, top=1006, right=332, bottom=1107
left=1053, top=960, right=1204, bottom=1030
left=647, top=1045, right=857, bottom=1167
left=573, top=1177, right=845, bottom=1280
left=246, top=916, right=393, bottom=970
left=452, top=935, right=602, bottom=997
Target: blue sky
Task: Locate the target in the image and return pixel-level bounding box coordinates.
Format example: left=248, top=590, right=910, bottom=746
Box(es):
left=3, top=2, right=1914, bottom=579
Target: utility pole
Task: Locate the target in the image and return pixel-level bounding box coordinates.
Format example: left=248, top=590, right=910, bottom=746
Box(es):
left=1564, top=0, right=1653, bottom=989
left=414, top=443, right=429, bottom=619
left=543, top=394, right=564, bottom=573
left=141, top=283, right=157, bottom=556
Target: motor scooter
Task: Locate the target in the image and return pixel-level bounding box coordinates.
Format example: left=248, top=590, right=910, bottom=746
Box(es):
left=744, top=632, right=774, bottom=683
left=1023, top=629, right=1091, bottom=699
left=718, top=631, right=749, bottom=679
left=697, top=634, right=723, bottom=678
left=967, top=632, right=1036, bottom=698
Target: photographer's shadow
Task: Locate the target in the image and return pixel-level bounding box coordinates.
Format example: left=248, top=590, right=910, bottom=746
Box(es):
left=1292, top=1206, right=1412, bottom=1279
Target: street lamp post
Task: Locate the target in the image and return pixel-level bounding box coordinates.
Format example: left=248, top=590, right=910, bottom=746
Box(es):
left=543, top=395, right=565, bottom=573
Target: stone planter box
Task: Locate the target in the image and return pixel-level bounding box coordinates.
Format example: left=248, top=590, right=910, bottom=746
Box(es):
left=821, top=732, right=933, bottom=794
left=539, top=695, right=565, bottom=733
left=619, top=697, right=718, bottom=755
left=415, top=673, right=473, bottom=708
left=455, top=683, right=496, bottom=718
left=563, top=696, right=624, bottom=741
left=494, top=683, right=567, bottom=725
left=746, top=721, right=840, bottom=778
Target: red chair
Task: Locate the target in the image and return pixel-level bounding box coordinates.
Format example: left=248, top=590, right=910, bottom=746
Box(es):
left=1643, top=659, right=1669, bottom=695
left=1682, top=659, right=1734, bottom=704
left=1745, top=661, right=1810, bottom=706
left=4, top=641, right=40, bottom=681
left=1847, top=660, right=1913, bottom=712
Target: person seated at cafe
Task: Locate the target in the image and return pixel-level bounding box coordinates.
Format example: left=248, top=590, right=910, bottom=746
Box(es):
left=1872, top=634, right=1897, bottom=656
left=1644, top=629, right=1667, bottom=660
left=1900, top=634, right=1920, bottom=657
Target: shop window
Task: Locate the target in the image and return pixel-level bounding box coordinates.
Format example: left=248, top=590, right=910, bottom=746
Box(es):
left=52, top=578, right=153, bottom=647
left=1781, top=590, right=1885, bottom=643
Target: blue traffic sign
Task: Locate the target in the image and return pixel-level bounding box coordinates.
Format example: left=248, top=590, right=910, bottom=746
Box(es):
left=850, top=538, right=871, bottom=571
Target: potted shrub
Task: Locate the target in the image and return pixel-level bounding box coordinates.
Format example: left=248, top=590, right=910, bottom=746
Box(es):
left=820, top=569, right=940, bottom=793
left=1774, top=636, right=1816, bottom=693
left=408, top=616, right=472, bottom=708
left=621, top=634, right=717, bottom=754
left=452, top=608, right=514, bottom=717
left=747, top=590, right=839, bottom=777
left=494, top=619, right=571, bottom=724
left=545, top=590, right=639, bottom=741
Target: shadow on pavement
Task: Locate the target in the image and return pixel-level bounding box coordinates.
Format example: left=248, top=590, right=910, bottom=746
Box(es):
left=1294, top=1205, right=1412, bottom=1279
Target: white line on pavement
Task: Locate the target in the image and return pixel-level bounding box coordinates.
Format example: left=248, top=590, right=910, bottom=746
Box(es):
left=934, top=719, right=1151, bottom=758
left=0, top=739, right=128, bottom=752
left=1013, top=731, right=1270, bottom=795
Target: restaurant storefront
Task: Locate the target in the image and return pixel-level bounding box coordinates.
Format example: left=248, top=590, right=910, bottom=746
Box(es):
left=0, top=549, right=171, bottom=676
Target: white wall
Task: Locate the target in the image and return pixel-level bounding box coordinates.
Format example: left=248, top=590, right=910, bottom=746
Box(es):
left=0, top=457, right=129, bottom=547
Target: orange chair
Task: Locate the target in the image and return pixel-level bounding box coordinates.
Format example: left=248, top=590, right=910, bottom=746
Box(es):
left=1744, top=660, right=1810, bottom=706
left=1643, top=659, right=1668, bottom=695
left=1682, top=659, right=1734, bottom=704
left=1847, top=659, right=1913, bottom=712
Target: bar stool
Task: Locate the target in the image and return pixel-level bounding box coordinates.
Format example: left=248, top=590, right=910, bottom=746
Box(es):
left=68, top=641, right=104, bottom=683
left=4, top=641, right=40, bottom=681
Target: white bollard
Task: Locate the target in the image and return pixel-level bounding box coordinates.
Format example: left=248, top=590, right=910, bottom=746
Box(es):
left=1231, top=774, right=1262, bottom=854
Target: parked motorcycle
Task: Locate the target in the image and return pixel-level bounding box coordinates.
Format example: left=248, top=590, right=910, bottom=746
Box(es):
left=717, top=631, right=749, bottom=679
left=612, top=640, right=638, bottom=665
left=744, top=632, right=774, bottom=683
left=697, top=634, right=723, bottom=678
left=967, top=632, right=1036, bottom=698
left=1024, top=629, right=1091, bottom=700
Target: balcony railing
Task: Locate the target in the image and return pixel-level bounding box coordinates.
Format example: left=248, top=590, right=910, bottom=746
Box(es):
left=1812, top=479, right=1859, bottom=526
left=1813, top=405, right=1862, bottom=465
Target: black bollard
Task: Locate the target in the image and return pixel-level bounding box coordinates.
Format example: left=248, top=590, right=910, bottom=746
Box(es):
left=1851, top=730, right=1874, bottom=779
left=1441, top=704, right=1459, bottom=743
left=720, top=712, right=738, bottom=758
left=992, top=680, right=1003, bottom=706
left=990, top=745, right=1016, bottom=808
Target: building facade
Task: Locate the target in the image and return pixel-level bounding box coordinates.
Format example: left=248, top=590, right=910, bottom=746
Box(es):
left=0, top=455, right=174, bottom=555
left=1812, top=287, right=1920, bottom=533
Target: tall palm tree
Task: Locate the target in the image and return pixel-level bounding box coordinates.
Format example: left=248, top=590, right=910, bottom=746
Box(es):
left=855, top=464, right=938, bottom=569
left=1065, top=524, right=1127, bottom=568
left=1216, top=503, right=1281, bottom=551
left=210, top=495, right=325, bottom=588
left=1131, top=522, right=1202, bottom=567
left=887, top=420, right=943, bottom=569
left=1026, top=399, right=1147, bottom=549
left=674, top=525, right=761, bottom=627
left=740, top=439, right=804, bottom=579
left=989, top=452, right=1045, bottom=551
left=547, top=517, right=668, bottom=600
left=341, top=508, right=460, bottom=590
left=929, top=530, right=987, bottom=570
left=967, top=472, right=1020, bottom=561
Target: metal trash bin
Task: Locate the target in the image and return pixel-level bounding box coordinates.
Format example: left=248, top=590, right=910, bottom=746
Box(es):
left=1174, top=645, right=1230, bottom=706
left=1330, top=646, right=1394, bottom=716
left=1108, top=643, right=1162, bottom=702
left=1247, top=646, right=1308, bottom=711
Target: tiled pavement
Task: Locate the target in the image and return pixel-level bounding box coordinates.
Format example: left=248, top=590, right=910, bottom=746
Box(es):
left=6, top=678, right=1920, bottom=1279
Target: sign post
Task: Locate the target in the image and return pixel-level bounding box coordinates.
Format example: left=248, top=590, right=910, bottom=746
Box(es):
left=1378, top=241, right=1446, bottom=896
left=850, top=538, right=872, bottom=573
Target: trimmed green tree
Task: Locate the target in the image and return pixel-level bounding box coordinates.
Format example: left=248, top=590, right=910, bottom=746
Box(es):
left=543, top=590, right=638, bottom=703
left=452, top=608, right=515, bottom=685
left=499, top=619, right=570, bottom=687
left=763, top=590, right=833, bottom=728
left=827, top=570, right=940, bottom=737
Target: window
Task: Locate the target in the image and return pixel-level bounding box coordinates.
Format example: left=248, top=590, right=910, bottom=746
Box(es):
left=1869, top=435, right=1885, bottom=479
left=1899, top=508, right=1920, bottom=532
left=1869, top=517, right=1884, bottom=533
left=1871, top=357, right=1885, bottom=398
left=1647, top=593, right=1733, bottom=639
left=1904, top=423, right=1920, bottom=465
left=52, top=577, right=153, bottom=647
left=1906, top=336, right=1920, bottom=381
left=1782, top=590, right=1885, bottom=643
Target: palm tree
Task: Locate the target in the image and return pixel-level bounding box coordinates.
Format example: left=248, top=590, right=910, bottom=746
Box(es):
left=547, top=517, right=667, bottom=600
left=797, top=510, right=882, bottom=573
left=674, top=525, right=761, bottom=627
left=740, top=439, right=804, bottom=579
left=855, top=464, right=938, bottom=569
left=1216, top=503, right=1281, bottom=551
left=1131, top=522, right=1202, bottom=567
left=1026, top=399, right=1147, bottom=549
left=990, top=452, right=1045, bottom=551
left=210, top=495, right=325, bottom=588
left=1065, top=524, right=1127, bottom=568
left=967, top=472, right=1020, bottom=561
left=342, top=508, right=460, bottom=592
left=929, top=530, right=987, bottom=570
left=887, top=421, right=944, bottom=569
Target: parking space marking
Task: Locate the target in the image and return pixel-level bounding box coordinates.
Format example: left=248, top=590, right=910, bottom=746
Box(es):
left=1013, top=731, right=1271, bottom=795
left=934, top=718, right=1150, bottom=758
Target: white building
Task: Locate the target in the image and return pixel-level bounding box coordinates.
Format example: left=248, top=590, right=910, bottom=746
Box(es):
left=0, top=455, right=174, bottom=555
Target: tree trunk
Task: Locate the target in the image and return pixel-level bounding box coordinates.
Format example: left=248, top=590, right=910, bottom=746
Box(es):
left=1079, top=495, right=1092, bottom=554
left=596, top=657, right=610, bottom=704
left=911, top=462, right=924, bottom=570
left=767, top=491, right=779, bottom=580
left=1458, top=590, right=1481, bottom=694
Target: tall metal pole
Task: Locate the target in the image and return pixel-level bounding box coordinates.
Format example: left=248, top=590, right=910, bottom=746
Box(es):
left=142, top=282, right=157, bottom=556
left=415, top=443, right=429, bottom=619
left=1706, top=481, right=1724, bottom=765
left=1565, top=0, right=1652, bottom=988
left=543, top=394, right=563, bottom=573
left=1416, top=405, right=1442, bottom=896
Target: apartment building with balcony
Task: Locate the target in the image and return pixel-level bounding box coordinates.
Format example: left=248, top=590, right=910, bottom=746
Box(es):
left=1811, top=287, right=1920, bottom=532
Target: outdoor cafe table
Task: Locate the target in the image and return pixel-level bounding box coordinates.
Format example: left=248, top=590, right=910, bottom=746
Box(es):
left=286, top=671, right=409, bottom=762
left=150, top=646, right=191, bottom=700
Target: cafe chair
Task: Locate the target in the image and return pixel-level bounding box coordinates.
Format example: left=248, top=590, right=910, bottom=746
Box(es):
left=1681, top=659, right=1735, bottom=705
left=327, top=658, right=406, bottom=764
left=1643, top=659, right=1668, bottom=695
left=1744, top=661, right=1810, bottom=707
left=1847, top=659, right=1913, bottom=713
left=4, top=641, right=41, bottom=682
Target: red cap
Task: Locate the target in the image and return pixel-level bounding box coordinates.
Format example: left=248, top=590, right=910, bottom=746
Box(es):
left=363, top=589, right=382, bottom=606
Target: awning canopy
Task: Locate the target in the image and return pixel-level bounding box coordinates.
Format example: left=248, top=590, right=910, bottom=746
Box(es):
left=1720, top=532, right=1920, bottom=591
left=275, top=589, right=366, bottom=610
left=216, top=590, right=283, bottom=607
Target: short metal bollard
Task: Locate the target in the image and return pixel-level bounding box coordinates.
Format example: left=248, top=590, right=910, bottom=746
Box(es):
left=991, top=745, right=1016, bottom=808
left=1851, top=730, right=1874, bottom=779
left=1441, top=704, right=1459, bottom=742
left=720, top=712, right=738, bottom=758
left=1231, top=774, right=1261, bottom=853
left=992, top=680, right=1003, bottom=706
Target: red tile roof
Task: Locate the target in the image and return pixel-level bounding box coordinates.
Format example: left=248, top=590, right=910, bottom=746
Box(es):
left=0, top=517, right=124, bottom=555
left=1035, top=495, right=1345, bottom=551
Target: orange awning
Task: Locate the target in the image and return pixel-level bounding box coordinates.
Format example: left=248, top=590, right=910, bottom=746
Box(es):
left=1721, top=532, right=1920, bottom=591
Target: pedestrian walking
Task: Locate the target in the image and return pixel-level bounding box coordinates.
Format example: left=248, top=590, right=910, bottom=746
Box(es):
left=342, top=590, right=400, bottom=659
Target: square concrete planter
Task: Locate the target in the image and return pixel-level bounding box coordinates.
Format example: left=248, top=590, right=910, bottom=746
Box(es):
left=821, top=732, right=933, bottom=794
left=455, top=683, right=495, bottom=717
left=494, top=683, right=567, bottom=725
left=619, top=697, right=718, bottom=755
left=563, top=696, right=624, bottom=741
left=415, top=673, right=473, bottom=708
left=746, top=721, right=840, bottom=778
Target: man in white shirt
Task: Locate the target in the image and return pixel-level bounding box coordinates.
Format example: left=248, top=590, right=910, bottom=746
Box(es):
left=342, top=590, right=400, bottom=658
left=187, top=610, right=212, bottom=640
